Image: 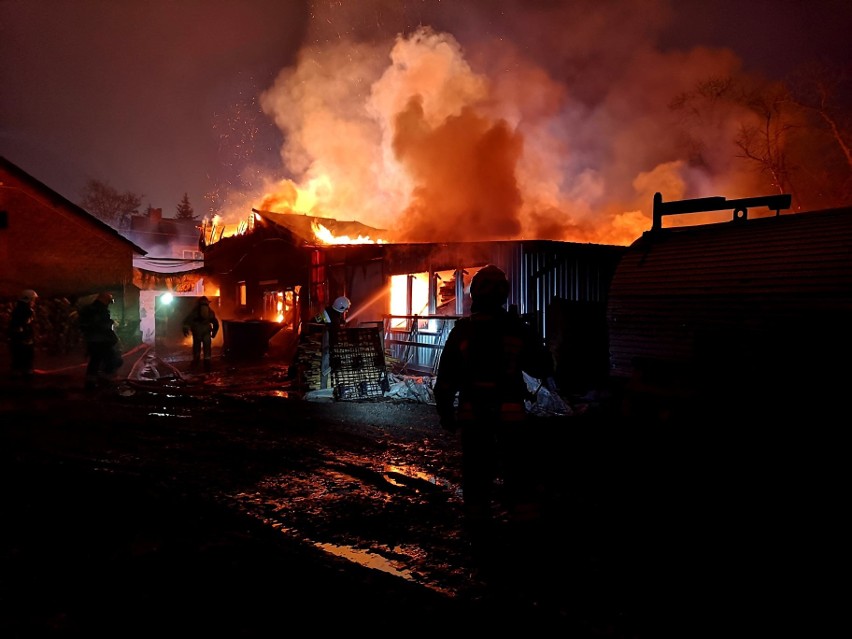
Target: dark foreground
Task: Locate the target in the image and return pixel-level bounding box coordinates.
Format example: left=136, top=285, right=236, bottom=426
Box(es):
left=0, top=345, right=844, bottom=637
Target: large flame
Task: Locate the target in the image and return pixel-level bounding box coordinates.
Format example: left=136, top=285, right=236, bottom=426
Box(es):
left=199, top=213, right=253, bottom=245
left=311, top=221, right=385, bottom=245
left=204, top=4, right=816, bottom=248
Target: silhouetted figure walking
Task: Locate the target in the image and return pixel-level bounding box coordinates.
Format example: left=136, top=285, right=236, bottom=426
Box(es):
left=182, top=296, right=219, bottom=371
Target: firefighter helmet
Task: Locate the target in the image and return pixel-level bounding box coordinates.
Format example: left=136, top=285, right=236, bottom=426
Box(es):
left=20, top=289, right=38, bottom=302
left=199, top=296, right=210, bottom=305
left=470, top=265, right=509, bottom=304
left=332, top=296, right=351, bottom=313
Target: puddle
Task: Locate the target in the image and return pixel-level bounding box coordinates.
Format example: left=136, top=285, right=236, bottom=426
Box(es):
left=233, top=502, right=453, bottom=595
left=228, top=457, right=463, bottom=597
left=383, top=463, right=460, bottom=494
left=234, top=389, right=292, bottom=399
left=314, top=542, right=414, bottom=578
left=310, top=539, right=454, bottom=596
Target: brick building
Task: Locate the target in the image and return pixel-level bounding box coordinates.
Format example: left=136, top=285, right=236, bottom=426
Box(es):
left=0, top=155, right=147, bottom=346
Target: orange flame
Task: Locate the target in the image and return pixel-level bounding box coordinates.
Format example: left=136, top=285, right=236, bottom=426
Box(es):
left=311, top=221, right=386, bottom=245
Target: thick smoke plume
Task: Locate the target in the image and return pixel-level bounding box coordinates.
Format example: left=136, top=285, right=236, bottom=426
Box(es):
left=218, top=1, right=769, bottom=246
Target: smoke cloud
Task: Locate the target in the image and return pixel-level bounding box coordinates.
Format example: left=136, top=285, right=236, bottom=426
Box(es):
left=215, top=1, right=788, bottom=246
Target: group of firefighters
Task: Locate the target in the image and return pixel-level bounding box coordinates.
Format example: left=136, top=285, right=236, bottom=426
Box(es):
left=6, top=265, right=553, bottom=578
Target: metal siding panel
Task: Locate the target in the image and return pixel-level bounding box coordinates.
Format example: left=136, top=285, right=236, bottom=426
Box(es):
left=511, top=241, right=625, bottom=345
left=607, top=207, right=852, bottom=380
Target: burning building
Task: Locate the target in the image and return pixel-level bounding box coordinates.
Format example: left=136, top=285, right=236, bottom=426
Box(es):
left=200, top=206, right=625, bottom=393
left=201, top=188, right=852, bottom=412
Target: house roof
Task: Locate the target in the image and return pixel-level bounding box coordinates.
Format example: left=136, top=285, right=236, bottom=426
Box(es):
left=252, top=209, right=387, bottom=244
left=127, top=214, right=201, bottom=256
left=0, top=155, right=147, bottom=255
left=129, top=215, right=199, bottom=237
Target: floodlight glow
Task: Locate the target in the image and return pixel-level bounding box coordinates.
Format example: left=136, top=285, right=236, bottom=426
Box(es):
left=161, top=292, right=174, bottom=305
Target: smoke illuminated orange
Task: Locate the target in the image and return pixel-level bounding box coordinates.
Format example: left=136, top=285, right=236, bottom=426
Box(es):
left=204, top=16, right=825, bottom=249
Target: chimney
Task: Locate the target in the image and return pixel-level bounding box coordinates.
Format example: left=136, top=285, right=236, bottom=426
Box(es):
left=150, top=207, right=163, bottom=222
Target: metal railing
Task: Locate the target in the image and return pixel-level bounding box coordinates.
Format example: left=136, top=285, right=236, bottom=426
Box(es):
left=373, top=314, right=461, bottom=375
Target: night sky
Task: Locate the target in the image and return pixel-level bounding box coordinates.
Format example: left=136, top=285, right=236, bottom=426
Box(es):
left=2, top=0, right=850, bottom=244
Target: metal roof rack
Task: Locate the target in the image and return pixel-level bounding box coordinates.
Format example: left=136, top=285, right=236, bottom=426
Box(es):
left=651, top=192, right=792, bottom=231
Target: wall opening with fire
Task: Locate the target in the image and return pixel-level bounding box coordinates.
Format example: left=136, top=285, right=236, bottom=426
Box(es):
left=262, top=287, right=300, bottom=330
left=387, top=267, right=480, bottom=331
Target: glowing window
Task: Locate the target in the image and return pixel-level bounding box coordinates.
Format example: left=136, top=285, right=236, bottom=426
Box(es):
left=389, top=273, right=431, bottom=330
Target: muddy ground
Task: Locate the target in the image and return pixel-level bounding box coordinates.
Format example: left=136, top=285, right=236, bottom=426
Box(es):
left=1, top=341, right=843, bottom=637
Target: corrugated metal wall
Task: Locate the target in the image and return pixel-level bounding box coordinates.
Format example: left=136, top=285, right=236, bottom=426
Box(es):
left=493, top=241, right=625, bottom=344
left=375, top=240, right=626, bottom=380
left=607, top=206, right=852, bottom=400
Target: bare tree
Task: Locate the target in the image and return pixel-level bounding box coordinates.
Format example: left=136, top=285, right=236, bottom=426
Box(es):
left=668, top=74, right=849, bottom=210
left=732, top=82, right=801, bottom=204
left=787, top=61, right=852, bottom=204
left=788, top=62, right=852, bottom=169
left=80, top=179, right=143, bottom=229
left=668, top=76, right=738, bottom=170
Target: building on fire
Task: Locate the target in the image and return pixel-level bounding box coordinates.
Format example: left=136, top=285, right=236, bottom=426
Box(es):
left=199, top=192, right=852, bottom=412
left=200, top=207, right=626, bottom=394
left=5, top=148, right=848, bottom=415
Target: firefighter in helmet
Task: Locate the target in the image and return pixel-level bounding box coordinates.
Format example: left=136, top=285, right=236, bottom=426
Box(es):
left=315, top=296, right=351, bottom=388
left=79, top=291, right=122, bottom=389
left=434, top=265, right=553, bottom=567
left=8, top=289, right=39, bottom=379
left=182, top=296, right=220, bottom=371
left=314, top=296, right=351, bottom=327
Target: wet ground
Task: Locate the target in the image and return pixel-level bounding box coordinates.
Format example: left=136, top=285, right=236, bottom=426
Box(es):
left=1, top=341, right=844, bottom=637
